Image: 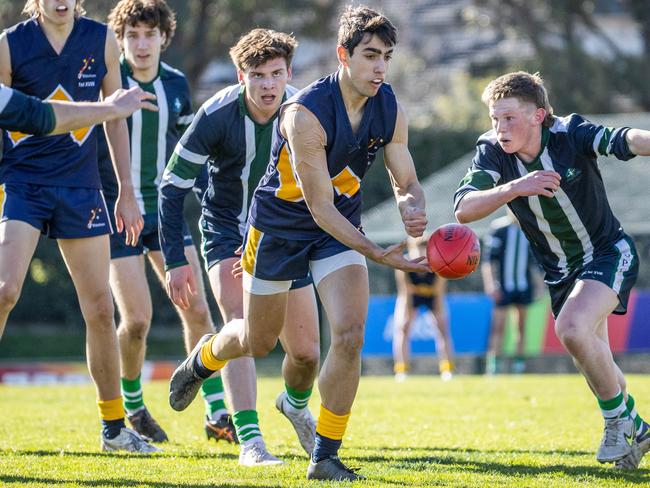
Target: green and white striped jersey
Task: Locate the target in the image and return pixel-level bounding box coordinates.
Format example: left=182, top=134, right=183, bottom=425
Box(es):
left=98, top=57, right=194, bottom=214
left=455, top=114, right=635, bottom=284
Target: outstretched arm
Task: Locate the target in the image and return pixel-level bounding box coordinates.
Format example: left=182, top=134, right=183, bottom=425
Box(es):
left=626, top=129, right=650, bottom=156
left=285, top=104, right=429, bottom=273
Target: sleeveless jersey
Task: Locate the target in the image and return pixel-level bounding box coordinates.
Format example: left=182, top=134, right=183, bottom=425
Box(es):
left=454, top=114, right=634, bottom=284
left=249, top=72, right=398, bottom=239
left=98, top=57, right=193, bottom=214
left=159, top=84, right=298, bottom=267
left=407, top=271, right=437, bottom=298
left=2, top=17, right=107, bottom=189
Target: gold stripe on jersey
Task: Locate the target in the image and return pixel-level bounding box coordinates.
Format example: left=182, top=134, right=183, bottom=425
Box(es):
left=275, top=145, right=303, bottom=202
left=0, top=184, right=5, bottom=218
left=331, top=166, right=361, bottom=198
left=410, top=284, right=435, bottom=297
left=242, top=226, right=263, bottom=275
left=49, top=85, right=92, bottom=145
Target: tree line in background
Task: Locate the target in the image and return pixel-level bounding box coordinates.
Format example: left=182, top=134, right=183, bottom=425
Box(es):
left=2, top=0, right=650, bottom=329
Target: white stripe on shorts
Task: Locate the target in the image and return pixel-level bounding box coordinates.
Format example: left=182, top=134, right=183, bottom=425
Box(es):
left=242, top=270, right=292, bottom=295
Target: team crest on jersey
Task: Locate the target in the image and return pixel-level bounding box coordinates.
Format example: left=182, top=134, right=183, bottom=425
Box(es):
left=565, top=167, right=582, bottom=183
left=77, top=56, right=97, bottom=87
left=173, top=97, right=182, bottom=113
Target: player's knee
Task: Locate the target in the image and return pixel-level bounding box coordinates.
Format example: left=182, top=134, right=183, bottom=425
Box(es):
left=185, top=300, right=212, bottom=328
left=555, top=316, right=588, bottom=350
left=288, top=347, right=320, bottom=372
left=331, top=322, right=365, bottom=359
left=118, top=314, right=151, bottom=341
left=0, top=281, right=21, bottom=312
left=248, top=334, right=278, bottom=358
left=84, top=294, right=115, bottom=327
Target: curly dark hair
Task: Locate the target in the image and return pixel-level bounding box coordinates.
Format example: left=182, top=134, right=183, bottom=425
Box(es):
left=108, top=0, right=176, bottom=50
left=337, top=5, right=397, bottom=56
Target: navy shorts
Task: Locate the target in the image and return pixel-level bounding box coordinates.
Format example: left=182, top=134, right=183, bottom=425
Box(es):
left=110, top=213, right=193, bottom=259
left=0, top=182, right=111, bottom=239
left=201, top=216, right=312, bottom=290
left=413, top=295, right=434, bottom=310
left=496, top=288, right=533, bottom=307
left=548, top=236, right=638, bottom=318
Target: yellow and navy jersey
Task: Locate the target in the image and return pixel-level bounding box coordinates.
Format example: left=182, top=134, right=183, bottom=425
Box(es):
left=406, top=271, right=437, bottom=298
left=98, top=57, right=194, bottom=214
left=2, top=17, right=107, bottom=189
left=454, top=114, right=634, bottom=284
left=158, top=84, right=298, bottom=268
left=485, top=220, right=534, bottom=293
left=0, top=84, right=55, bottom=135
left=249, top=72, right=398, bottom=239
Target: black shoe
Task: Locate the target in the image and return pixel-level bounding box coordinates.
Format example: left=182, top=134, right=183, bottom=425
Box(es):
left=307, top=456, right=364, bottom=481
left=205, top=414, right=239, bottom=444
left=169, top=333, right=213, bottom=411
left=126, top=408, right=168, bottom=443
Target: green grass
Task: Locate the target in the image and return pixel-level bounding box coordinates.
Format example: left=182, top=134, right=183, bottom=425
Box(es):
left=1, top=374, right=650, bottom=487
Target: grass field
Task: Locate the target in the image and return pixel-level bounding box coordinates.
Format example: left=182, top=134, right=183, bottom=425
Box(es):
left=1, top=374, right=650, bottom=487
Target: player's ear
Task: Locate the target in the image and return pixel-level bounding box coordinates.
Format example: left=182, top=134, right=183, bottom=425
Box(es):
left=534, top=107, right=546, bottom=125
left=336, top=45, right=349, bottom=67
left=237, top=69, right=245, bottom=85
left=286, top=66, right=293, bottom=81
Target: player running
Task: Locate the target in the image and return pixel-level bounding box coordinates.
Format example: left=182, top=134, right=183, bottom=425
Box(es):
left=159, top=28, right=320, bottom=465
left=455, top=71, right=650, bottom=469
left=98, top=0, right=235, bottom=446
left=167, top=6, right=429, bottom=480
left=0, top=0, right=155, bottom=453
left=0, top=83, right=157, bottom=135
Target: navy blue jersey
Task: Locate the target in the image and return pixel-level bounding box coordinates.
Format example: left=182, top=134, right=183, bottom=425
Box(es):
left=159, top=84, right=298, bottom=269
left=406, top=271, right=437, bottom=298
left=98, top=57, right=193, bottom=214
left=2, top=17, right=107, bottom=189
left=485, top=219, right=534, bottom=293
left=0, top=84, right=54, bottom=135
left=249, top=72, right=398, bottom=239
left=455, top=114, right=634, bottom=284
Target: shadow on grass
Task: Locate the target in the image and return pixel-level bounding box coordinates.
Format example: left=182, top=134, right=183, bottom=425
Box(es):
left=0, top=448, right=237, bottom=461
left=369, top=445, right=594, bottom=457
left=346, top=446, right=649, bottom=483
left=0, top=475, right=284, bottom=488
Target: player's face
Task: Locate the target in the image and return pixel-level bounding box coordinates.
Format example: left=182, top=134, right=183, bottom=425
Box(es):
left=239, top=57, right=291, bottom=121
left=340, top=34, right=393, bottom=98
left=122, top=23, right=165, bottom=77
left=37, top=0, right=76, bottom=26
left=489, top=97, right=545, bottom=157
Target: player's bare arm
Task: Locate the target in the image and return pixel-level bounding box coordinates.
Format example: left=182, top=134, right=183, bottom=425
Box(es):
left=456, top=170, right=561, bottom=224
left=102, top=28, right=143, bottom=245
left=286, top=104, right=428, bottom=273
left=383, top=103, right=426, bottom=238
left=49, top=87, right=157, bottom=135
left=626, top=128, right=650, bottom=156
left=0, top=33, right=12, bottom=86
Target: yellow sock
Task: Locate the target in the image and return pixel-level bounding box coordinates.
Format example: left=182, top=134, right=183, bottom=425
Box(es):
left=394, top=361, right=408, bottom=374
left=439, top=359, right=453, bottom=374
left=97, top=397, right=125, bottom=421
left=200, top=335, right=228, bottom=371
left=316, top=404, right=350, bottom=440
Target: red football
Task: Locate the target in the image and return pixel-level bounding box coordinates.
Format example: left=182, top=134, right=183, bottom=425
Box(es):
left=427, top=223, right=481, bottom=279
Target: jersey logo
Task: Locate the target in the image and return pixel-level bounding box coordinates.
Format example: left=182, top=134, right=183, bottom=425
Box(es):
left=565, top=167, right=582, bottom=183
left=77, top=56, right=97, bottom=87
left=173, top=97, right=182, bottom=113
left=6, top=85, right=94, bottom=147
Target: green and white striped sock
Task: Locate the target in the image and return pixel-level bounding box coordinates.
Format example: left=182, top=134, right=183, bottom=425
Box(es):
left=598, top=389, right=629, bottom=420
left=626, top=393, right=646, bottom=436
left=121, top=375, right=144, bottom=415
left=232, top=409, right=262, bottom=444
left=285, top=383, right=312, bottom=410
left=201, top=375, right=228, bottom=421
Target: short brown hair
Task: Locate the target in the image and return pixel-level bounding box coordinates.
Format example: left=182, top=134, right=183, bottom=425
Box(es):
left=337, top=5, right=397, bottom=56
left=23, top=0, right=85, bottom=17
left=482, top=71, right=555, bottom=128
left=229, top=28, right=298, bottom=72
left=108, top=0, right=176, bottom=50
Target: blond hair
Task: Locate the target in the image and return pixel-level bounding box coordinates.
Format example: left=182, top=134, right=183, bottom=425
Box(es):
left=482, top=71, right=554, bottom=127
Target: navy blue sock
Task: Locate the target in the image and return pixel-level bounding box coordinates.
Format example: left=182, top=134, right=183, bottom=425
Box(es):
left=193, top=353, right=215, bottom=379
left=101, top=418, right=126, bottom=439
left=312, top=433, right=342, bottom=463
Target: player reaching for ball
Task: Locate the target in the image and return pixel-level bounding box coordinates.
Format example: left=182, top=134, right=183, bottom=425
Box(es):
left=426, top=223, right=480, bottom=279
left=454, top=71, right=650, bottom=469
left=166, top=5, right=428, bottom=481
